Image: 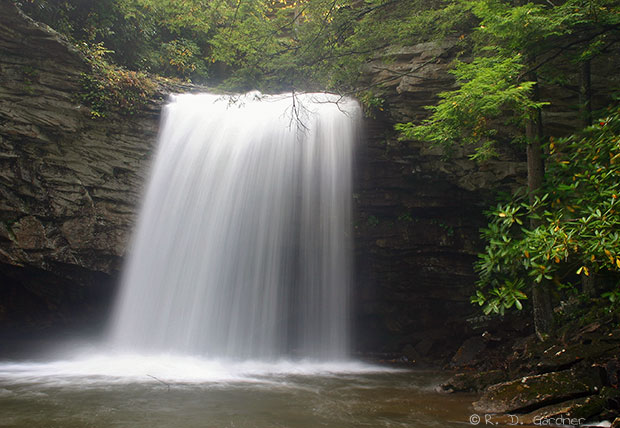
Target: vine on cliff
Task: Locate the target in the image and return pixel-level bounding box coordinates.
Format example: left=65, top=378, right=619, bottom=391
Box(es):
left=77, top=42, right=156, bottom=119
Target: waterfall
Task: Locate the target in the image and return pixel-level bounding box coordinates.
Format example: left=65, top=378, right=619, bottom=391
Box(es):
left=108, top=92, right=359, bottom=361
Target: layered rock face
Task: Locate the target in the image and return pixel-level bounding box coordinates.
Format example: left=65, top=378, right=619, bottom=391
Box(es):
left=0, top=2, right=162, bottom=331
left=351, top=42, right=618, bottom=358
left=352, top=43, right=526, bottom=358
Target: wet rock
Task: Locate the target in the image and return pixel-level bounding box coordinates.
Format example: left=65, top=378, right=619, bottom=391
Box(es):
left=534, top=341, right=619, bottom=373
left=439, top=369, right=507, bottom=393
left=473, top=365, right=606, bottom=414
left=10, top=216, right=50, bottom=250
left=606, top=359, right=619, bottom=389
left=0, top=2, right=168, bottom=328
left=450, top=336, right=487, bottom=368
left=495, top=387, right=620, bottom=426
left=0, top=1, right=164, bottom=276
left=352, top=38, right=529, bottom=359
left=492, top=397, right=597, bottom=426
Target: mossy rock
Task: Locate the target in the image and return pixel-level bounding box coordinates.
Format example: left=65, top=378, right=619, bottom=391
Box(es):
left=493, top=387, right=620, bottom=425
left=473, top=365, right=606, bottom=413
left=535, top=340, right=619, bottom=373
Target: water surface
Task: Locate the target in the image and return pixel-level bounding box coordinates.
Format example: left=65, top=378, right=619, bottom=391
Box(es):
left=0, top=355, right=478, bottom=427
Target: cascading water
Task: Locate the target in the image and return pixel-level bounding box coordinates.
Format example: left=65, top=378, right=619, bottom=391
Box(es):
left=108, top=92, right=360, bottom=361
left=0, top=93, right=480, bottom=428
left=1, top=93, right=434, bottom=428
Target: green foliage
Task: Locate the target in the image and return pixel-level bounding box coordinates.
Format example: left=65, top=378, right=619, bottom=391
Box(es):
left=395, top=0, right=619, bottom=157
left=17, top=0, right=476, bottom=91
left=160, top=38, right=206, bottom=79
left=358, top=91, right=384, bottom=118
left=389, top=0, right=619, bottom=323
left=396, top=54, right=547, bottom=160
left=18, top=0, right=619, bottom=93
left=602, top=289, right=620, bottom=308
left=474, top=106, right=620, bottom=314
left=77, top=42, right=156, bottom=118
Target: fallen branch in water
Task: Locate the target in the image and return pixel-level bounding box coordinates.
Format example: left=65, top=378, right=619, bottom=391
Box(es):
left=147, top=374, right=171, bottom=391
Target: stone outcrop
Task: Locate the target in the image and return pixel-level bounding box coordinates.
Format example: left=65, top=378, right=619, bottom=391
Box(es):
left=352, top=41, right=526, bottom=358
left=351, top=37, right=618, bottom=358
left=439, top=305, right=620, bottom=423
left=473, top=366, right=605, bottom=414
left=0, top=1, right=164, bottom=330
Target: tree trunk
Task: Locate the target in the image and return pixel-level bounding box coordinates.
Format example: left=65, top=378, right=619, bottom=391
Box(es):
left=579, top=60, right=596, bottom=298
left=525, top=68, right=554, bottom=341
left=579, top=59, right=592, bottom=128
left=582, top=273, right=597, bottom=297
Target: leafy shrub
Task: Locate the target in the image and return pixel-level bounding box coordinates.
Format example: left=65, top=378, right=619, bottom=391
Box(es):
left=473, top=105, right=620, bottom=314
left=77, top=42, right=156, bottom=118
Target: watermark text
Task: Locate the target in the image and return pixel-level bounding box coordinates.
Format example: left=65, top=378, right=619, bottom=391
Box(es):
left=469, top=414, right=586, bottom=426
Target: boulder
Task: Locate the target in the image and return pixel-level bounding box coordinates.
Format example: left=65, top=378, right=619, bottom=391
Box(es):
left=473, top=365, right=606, bottom=414
left=450, top=336, right=487, bottom=368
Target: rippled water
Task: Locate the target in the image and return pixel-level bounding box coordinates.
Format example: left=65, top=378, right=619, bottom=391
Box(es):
left=0, top=354, right=480, bottom=428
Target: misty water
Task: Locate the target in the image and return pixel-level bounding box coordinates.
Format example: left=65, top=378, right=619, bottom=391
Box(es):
left=0, top=92, right=481, bottom=427
left=110, top=92, right=356, bottom=359
left=0, top=357, right=480, bottom=428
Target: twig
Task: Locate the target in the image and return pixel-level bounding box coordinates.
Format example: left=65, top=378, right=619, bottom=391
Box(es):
left=288, top=89, right=310, bottom=133
left=147, top=374, right=171, bottom=391
left=519, top=25, right=620, bottom=80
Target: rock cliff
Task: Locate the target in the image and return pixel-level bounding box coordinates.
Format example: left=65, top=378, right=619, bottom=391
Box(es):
left=0, top=1, right=163, bottom=330
left=351, top=39, right=618, bottom=358
left=352, top=42, right=526, bottom=358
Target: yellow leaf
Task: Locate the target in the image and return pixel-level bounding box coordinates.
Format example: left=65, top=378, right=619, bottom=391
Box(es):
left=617, top=258, right=620, bottom=269
left=554, top=256, right=560, bottom=263
left=584, top=266, right=589, bottom=276
left=499, top=212, right=506, bottom=217
left=576, top=266, right=583, bottom=275
left=591, top=254, right=596, bottom=262
left=524, top=251, right=530, bottom=258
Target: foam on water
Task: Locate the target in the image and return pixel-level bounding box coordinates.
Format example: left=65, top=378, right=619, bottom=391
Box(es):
left=0, top=354, right=398, bottom=386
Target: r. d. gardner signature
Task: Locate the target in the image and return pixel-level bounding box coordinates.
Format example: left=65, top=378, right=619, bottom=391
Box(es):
left=469, top=413, right=587, bottom=426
